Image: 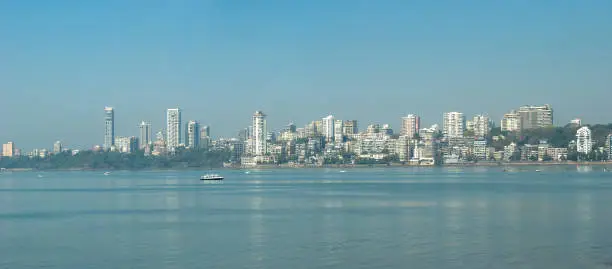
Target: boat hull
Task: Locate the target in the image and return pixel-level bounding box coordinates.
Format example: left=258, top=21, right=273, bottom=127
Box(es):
left=200, top=177, right=224, bottom=181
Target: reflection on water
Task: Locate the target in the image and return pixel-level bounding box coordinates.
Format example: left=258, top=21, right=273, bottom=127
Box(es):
left=0, top=168, right=611, bottom=268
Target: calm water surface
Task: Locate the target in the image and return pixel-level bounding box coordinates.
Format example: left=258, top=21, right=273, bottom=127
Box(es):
left=1, top=167, right=612, bottom=268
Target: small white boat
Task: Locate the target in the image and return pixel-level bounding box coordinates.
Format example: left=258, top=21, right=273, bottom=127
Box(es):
left=104, top=172, right=111, bottom=176
left=535, top=169, right=541, bottom=172
left=245, top=171, right=251, bottom=174
left=200, top=174, right=224, bottom=181
left=339, top=170, right=347, bottom=173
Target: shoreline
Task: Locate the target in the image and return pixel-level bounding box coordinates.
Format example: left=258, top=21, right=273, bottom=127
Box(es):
left=1, top=161, right=610, bottom=173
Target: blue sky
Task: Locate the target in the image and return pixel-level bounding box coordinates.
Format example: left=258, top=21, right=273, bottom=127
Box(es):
left=1, top=0, right=611, bottom=150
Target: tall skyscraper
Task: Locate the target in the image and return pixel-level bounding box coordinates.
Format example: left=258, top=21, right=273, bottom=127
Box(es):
left=252, top=111, right=267, bottom=156
left=576, top=126, right=592, bottom=154
left=139, top=121, right=152, bottom=150
left=518, top=104, right=553, bottom=129
left=187, top=120, right=200, bottom=149
left=401, top=114, right=420, bottom=138
left=166, top=108, right=181, bottom=152
left=322, top=115, right=335, bottom=142
left=443, top=112, right=465, bottom=138
left=104, top=107, right=114, bottom=150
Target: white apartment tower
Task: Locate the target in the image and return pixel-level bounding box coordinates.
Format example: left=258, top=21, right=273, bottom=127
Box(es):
left=470, top=115, right=490, bottom=138
left=401, top=114, right=420, bottom=138
left=576, top=126, right=592, bottom=154
left=166, top=108, right=182, bottom=152
left=139, top=121, right=152, bottom=150
left=443, top=112, right=465, bottom=138
left=104, top=107, right=115, bottom=150
left=252, top=111, right=267, bottom=156
left=322, top=115, right=335, bottom=143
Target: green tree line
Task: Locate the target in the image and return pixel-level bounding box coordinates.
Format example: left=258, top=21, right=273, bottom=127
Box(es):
left=0, top=149, right=231, bottom=170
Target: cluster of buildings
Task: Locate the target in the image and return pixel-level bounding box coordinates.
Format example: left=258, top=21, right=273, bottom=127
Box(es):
left=228, top=105, right=611, bottom=166
left=101, top=107, right=212, bottom=156
left=1, top=104, right=612, bottom=167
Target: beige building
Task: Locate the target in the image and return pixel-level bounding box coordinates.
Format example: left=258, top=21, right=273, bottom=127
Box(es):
left=401, top=114, right=420, bottom=138
left=501, top=112, right=521, bottom=132
left=2, top=142, right=15, bottom=157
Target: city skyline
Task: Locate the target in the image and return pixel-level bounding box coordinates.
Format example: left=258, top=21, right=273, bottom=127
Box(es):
left=0, top=2, right=611, bottom=148
left=1, top=103, right=611, bottom=152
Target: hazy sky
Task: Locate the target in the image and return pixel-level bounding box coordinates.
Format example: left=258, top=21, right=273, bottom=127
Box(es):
left=1, top=0, right=611, bottom=150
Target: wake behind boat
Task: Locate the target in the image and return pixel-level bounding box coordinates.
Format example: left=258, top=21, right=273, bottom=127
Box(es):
left=200, top=174, right=224, bottom=181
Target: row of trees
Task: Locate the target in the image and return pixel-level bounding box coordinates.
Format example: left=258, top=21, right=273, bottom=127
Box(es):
left=0, top=149, right=231, bottom=170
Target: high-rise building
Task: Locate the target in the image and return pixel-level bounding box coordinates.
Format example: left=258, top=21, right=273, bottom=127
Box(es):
left=518, top=104, right=553, bottom=129
left=576, top=126, right=592, bottom=154
left=139, top=121, right=152, bottom=150
left=343, top=120, right=358, bottom=136
left=322, top=115, right=335, bottom=142
left=401, top=114, right=420, bottom=138
left=443, top=112, right=465, bottom=138
left=53, top=141, right=62, bottom=154
left=252, top=111, right=267, bottom=156
left=470, top=115, right=490, bottom=138
left=187, top=120, right=200, bottom=149
left=334, top=120, right=344, bottom=143
left=501, top=112, right=521, bottom=132
left=606, top=134, right=612, bottom=160
left=2, top=142, right=15, bottom=157
left=115, top=136, right=138, bottom=153
left=104, top=107, right=115, bottom=150
left=201, top=125, right=210, bottom=138
left=166, top=108, right=181, bottom=152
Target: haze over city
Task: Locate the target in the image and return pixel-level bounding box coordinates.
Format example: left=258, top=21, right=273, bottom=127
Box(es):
left=1, top=1, right=611, bottom=149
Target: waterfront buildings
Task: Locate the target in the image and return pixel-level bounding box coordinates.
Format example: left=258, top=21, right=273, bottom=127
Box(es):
left=2, top=142, right=15, bottom=157
left=139, top=121, right=152, bottom=150
left=501, top=111, right=521, bottom=132
left=401, top=114, right=420, bottom=139
left=576, top=126, right=592, bottom=154
left=104, top=107, right=114, bottom=150
left=252, top=111, right=267, bottom=157
left=518, top=104, right=553, bottom=129
left=166, top=108, right=181, bottom=152
left=443, top=112, right=465, bottom=138
left=186, top=120, right=200, bottom=149
left=472, top=139, right=488, bottom=160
